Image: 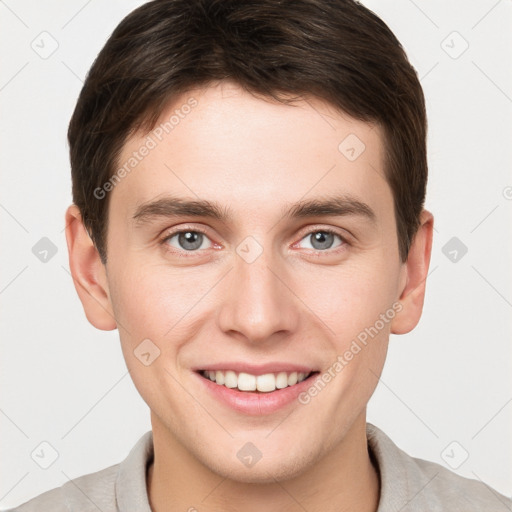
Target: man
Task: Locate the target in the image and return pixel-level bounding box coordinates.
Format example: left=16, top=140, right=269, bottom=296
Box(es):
left=7, top=0, right=511, bottom=510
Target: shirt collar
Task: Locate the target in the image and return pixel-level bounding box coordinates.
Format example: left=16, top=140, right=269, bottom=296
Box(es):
left=115, top=430, right=154, bottom=512
left=367, top=422, right=441, bottom=511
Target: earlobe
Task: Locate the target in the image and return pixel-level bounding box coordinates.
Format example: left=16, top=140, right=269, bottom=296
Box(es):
left=64, top=205, right=117, bottom=331
left=390, top=209, right=434, bottom=335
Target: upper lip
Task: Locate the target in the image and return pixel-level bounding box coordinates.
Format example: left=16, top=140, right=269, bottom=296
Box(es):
left=193, top=362, right=317, bottom=376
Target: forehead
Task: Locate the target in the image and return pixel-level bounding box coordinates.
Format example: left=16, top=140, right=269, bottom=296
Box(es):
left=111, top=81, right=392, bottom=226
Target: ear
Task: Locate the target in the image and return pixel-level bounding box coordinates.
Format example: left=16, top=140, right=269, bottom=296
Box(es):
left=64, top=204, right=117, bottom=331
left=390, top=209, right=434, bottom=335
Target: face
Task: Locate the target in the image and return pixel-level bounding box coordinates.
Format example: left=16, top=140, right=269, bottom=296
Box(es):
left=98, top=81, right=408, bottom=482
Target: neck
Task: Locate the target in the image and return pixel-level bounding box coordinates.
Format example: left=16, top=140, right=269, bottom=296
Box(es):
left=147, top=411, right=380, bottom=512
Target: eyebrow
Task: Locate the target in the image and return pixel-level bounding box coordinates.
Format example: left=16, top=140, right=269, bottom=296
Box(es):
left=132, top=194, right=377, bottom=226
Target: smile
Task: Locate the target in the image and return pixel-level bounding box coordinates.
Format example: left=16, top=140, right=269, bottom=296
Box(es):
left=199, top=369, right=314, bottom=393
left=193, top=363, right=321, bottom=415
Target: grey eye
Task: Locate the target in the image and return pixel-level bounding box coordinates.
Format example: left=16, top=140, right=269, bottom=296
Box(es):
left=300, top=231, right=342, bottom=251
left=167, top=231, right=211, bottom=251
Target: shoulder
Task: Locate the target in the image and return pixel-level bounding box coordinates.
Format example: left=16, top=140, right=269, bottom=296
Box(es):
left=3, top=463, right=119, bottom=512
left=4, top=431, right=154, bottom=512
left=407, top=453, right=510, bottom=511
left=367, top=423, right=512, bottom=512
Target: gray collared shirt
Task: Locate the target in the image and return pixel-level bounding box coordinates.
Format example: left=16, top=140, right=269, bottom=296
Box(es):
left=5, top=423, right=511, bottom=511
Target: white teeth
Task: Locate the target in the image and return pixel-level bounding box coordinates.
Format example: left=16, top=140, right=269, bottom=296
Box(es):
left=201, top=369, right=311, bottom=392
left=275, top=372, right=289, bottom=389
left=238, top=372, right=256, bottom=391
left=224, top=370, right=237, bottom=388
left=256, top=373, right=275, bottom=392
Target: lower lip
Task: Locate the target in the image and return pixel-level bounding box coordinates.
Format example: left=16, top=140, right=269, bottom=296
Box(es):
left=194, top=371, right=319, bottom=416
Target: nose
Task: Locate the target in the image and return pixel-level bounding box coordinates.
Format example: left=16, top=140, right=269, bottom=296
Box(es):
left=216, top=241, right=300, bottom=346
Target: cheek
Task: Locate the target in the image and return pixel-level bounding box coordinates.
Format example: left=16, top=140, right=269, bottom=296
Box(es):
left=107, top=264, right=197, bottom=421
left=295, top=262, right=396, bottom=424
left=109, top=262, right=197, bottom=338
left=296, top=256, right=400, bottom=342
left=107, top=260, right=223, bottom=383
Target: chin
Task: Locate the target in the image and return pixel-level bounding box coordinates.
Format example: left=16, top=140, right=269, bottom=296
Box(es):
left=201, top=445, right=319, bottom=485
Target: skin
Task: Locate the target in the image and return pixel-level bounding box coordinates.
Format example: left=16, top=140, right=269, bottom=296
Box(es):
left=65, top=80, right=433, bottom=512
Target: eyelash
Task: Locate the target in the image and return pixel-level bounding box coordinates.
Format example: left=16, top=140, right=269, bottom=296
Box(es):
left=159, top=226, right=349, bottom=258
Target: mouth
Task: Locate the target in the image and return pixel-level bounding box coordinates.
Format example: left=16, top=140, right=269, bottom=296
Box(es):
left=197, top=369, right=320, bottom=393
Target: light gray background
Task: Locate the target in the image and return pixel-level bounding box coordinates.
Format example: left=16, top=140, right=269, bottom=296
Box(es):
left=1, top=0, right=511, bottom=508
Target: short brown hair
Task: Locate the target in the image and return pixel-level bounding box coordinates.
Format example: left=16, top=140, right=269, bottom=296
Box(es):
left=68, top=0, right=427, bottom=264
